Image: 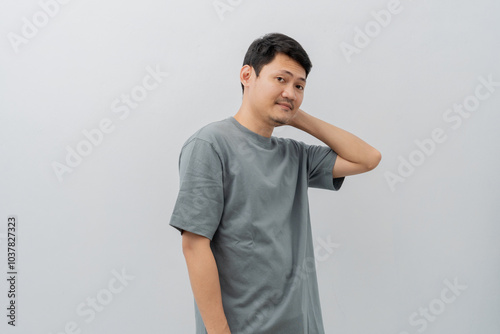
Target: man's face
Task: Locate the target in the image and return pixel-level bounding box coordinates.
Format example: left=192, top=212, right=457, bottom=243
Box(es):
left=245, top=53, right=307, bottom=127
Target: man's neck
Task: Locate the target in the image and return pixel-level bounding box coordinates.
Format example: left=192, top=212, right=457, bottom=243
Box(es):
left=233, top=107, right=274, bottom=138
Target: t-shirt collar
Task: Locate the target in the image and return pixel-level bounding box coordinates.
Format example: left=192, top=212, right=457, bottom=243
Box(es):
left=228, top=116, right=273, bottom=148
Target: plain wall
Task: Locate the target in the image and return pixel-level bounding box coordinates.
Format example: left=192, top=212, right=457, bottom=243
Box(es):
left=1, top=0, right=499, bottom=333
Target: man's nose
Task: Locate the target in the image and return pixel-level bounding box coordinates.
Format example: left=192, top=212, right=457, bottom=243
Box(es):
left=281, top=83, right=296, bottom=101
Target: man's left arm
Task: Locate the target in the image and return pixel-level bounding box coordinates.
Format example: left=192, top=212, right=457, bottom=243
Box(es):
left=288, top=109, right=382, bottom=178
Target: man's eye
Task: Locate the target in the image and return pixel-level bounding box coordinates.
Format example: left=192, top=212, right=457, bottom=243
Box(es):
left=277, top=77, right=285, bottom=82
left=296, top=85, right=304, bottom=90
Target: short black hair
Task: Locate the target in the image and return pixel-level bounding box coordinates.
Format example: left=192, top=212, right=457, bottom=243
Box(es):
left=241, top=33, right=312, bottom=93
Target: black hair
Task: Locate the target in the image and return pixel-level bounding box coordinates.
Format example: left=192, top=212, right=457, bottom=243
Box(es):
left=241, top=33, right=312, bottom=93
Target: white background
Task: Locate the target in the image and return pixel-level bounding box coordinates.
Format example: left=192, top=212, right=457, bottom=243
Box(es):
left=1, top=0, right=499, bottom=333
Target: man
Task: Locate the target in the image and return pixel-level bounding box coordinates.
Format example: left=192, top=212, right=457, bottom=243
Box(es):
left=169, top=33, right=381, bottom=334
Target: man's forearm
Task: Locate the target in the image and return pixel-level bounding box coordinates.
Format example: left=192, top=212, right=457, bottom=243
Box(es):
left=183, top=243, right=231, bottom=334
left=290, top=109, right=381, bottom=169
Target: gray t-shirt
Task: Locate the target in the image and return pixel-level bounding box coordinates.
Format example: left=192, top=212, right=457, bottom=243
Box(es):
left=169, top=116, right=344, bottom=334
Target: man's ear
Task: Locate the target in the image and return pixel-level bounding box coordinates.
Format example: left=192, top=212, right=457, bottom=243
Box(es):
left=240, top=65, right=253, bottom=90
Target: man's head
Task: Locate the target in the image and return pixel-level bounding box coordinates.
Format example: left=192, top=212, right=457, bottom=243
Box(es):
left=241, top=33, right=312, bottom=94
left=239, top=33, right=312, bottom=127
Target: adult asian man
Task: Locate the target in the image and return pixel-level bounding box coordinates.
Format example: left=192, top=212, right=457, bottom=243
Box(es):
left=169, top=32, right=381, bottom=334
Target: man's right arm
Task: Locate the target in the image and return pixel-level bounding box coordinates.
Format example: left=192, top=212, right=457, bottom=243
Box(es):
left=182, top=231, right=231, bottom=334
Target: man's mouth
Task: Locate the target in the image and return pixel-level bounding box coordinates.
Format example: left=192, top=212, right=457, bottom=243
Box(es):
left=277, top=102, right=293, bottom=110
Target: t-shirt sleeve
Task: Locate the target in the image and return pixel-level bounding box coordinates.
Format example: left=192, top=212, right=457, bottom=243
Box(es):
left=169, top=138, right=224, bottom=240
left=305, top=143, right=344, bottom=191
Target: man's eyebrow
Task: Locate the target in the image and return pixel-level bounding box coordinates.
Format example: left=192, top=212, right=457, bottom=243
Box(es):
left=277, top=70, right=307, bottom=83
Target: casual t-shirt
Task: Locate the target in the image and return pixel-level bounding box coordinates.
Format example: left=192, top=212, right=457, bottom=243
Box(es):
left=169, top=116, right=344, bottom=334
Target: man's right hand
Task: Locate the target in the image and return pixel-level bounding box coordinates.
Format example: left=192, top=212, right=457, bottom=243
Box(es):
left=182, top=231, right=231, bottom=334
